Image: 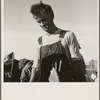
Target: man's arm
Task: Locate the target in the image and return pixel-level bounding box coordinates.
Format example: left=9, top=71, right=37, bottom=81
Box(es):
left=29, top=67, right=37, bottom=82
left=29, top=39, right=40, bottom=82
left=64, top=31, right=81, bottom=59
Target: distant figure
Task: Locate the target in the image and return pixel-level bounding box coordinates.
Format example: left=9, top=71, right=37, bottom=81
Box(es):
left=4, top=52, right=21, bottom=82
left=18, top=59, right=34, bottom=82
left=29, top=2, right=86, bottom=82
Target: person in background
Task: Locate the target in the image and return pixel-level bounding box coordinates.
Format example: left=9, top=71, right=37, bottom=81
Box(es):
left=4, top=52, right=21, bottom=82
left=29, top=1, right=86, bottom=82
left=18, top=59, right=34, bottom=82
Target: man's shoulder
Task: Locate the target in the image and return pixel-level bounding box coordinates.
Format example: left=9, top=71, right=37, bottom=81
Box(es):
left=65, top=30, right=74, bottom=37
left=63, top=30, right=76, bottom=42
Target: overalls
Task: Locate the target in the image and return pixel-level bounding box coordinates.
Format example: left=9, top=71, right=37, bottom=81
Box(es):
left=38, top=31, right=73, bottom=82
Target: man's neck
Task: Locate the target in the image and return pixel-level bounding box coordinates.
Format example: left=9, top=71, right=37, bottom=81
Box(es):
left=47, top=24, right=59, bottom=35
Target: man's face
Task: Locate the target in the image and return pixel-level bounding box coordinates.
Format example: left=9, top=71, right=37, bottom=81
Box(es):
left=4, top=55, right=12, bottom=65
left=34, top=14, right=53, bottom=32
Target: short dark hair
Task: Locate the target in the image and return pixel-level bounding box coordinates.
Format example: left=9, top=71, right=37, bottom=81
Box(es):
left=30, top=2, right=54, bottom=19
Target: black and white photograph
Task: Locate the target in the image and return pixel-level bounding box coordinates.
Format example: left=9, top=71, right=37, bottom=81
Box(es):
left=2, top=0, right=99, bottom=100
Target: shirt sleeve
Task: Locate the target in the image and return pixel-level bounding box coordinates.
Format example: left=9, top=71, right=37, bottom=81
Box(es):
left=64, top=31, right=81, bottom=58
left=32, top=39, right=41, bottom=69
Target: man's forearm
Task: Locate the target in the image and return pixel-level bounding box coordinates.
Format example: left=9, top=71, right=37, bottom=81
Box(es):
left=29, top=67, right=36, bottom=82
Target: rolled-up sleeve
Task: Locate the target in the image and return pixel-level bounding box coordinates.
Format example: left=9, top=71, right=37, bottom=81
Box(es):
left=64, top=31, right=81, bottom=58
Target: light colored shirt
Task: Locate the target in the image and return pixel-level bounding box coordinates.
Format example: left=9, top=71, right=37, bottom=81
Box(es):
left=32, top=29, right=81, bottom=69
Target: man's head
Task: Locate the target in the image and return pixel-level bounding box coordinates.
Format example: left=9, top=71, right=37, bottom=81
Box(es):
left=18, top=59, right=34, bottom=69
left=30, top=2, right=55, bottom=32
left=4, top=52, right=14, bottom=65
left=30, top=2, right=54, bottom=20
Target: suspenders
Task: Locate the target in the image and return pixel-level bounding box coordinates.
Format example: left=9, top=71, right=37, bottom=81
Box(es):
left=59, top=30, right=73, bottom=71
left=38, top=30, right=73, bottom=72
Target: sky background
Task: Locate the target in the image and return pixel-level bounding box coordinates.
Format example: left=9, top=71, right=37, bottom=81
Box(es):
left=3, top=0, right=98, bottom=63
